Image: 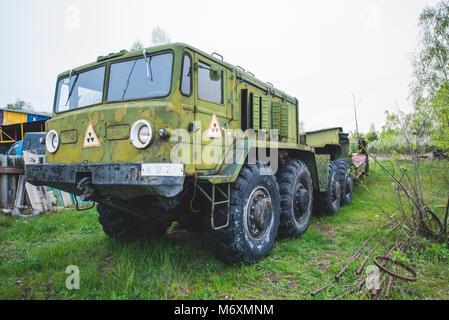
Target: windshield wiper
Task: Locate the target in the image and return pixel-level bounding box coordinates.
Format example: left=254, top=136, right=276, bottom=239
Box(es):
left=65, top=72, right=79, bottom=108
left=143, top=50, right=153, bottom=81
left=121, top=51, right=155, bottom=100
left=121, top=59, right=138, bottom=100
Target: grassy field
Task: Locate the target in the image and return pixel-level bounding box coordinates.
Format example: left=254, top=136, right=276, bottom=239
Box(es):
left=0, top=160, right=448, bottom=300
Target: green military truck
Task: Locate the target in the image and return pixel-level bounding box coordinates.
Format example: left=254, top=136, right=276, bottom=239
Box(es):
left=26, top=43, right=356, bottom=264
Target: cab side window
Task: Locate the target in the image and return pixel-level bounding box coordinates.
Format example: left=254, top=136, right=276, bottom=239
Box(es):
left=198, top=61, right=222, bottom=104
left=180, top=54, right=192, bottom=96
left=7, top=143, right=19, bottom=156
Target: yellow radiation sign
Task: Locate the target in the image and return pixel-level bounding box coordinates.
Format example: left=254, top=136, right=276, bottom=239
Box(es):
left=83, top=122, right=101, bottom=148
left=205, top=113, right=222, bottom=138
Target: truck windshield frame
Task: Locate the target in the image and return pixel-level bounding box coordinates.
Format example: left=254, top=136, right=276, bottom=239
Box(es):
left=54, top=65, right=106, bottom=114
left=53, top=50, right=175, bottom=114
left=106, top=51, right=174, bottom=103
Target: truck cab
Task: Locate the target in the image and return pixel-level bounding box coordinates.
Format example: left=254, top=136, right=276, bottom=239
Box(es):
left=6, top=141, right=23, bottom=156
left=26, top=43, right=355, bottom=264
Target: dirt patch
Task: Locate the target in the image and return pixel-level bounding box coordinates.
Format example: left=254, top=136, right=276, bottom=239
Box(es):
left=45, top=282, right=53, bottom=299
left=263, top=274, right=299, bottom=289
left=98, top=253, right=114, bottom=274
left=310, top=258, right=332, bottom=272
left=374, top=153, right=436, bottom=161
left=310, top=250, right=342, bottom=272
left=220, top=293, right=231, bottom=300
left=315, top=224, right=338, bottom=239
left=288, top=279, right=297, bottom=289
left=263, top=273, right=283, bottom=283
left=165, top=228, right=192, bottom=239
left=0, top=249, right=22, bottom=259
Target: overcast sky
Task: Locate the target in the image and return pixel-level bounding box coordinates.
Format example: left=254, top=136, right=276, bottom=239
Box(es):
left=0, top=0, right=440, bottom=132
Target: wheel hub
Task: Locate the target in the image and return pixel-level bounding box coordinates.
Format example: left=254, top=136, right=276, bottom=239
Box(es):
left=332, top=180, right=341, bottom=202
left=294, top=184, right=310, bottom=220
left=345, top=175, right=353, bottom=197
left=247, top=188, right=273, bottom=239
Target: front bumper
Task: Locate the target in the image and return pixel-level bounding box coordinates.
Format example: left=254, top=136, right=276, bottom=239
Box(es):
left=25, top=162, right=185, bottom=200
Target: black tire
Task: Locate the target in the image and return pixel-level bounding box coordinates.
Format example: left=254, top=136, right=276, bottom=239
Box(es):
left=277, top=160, right=313, bottom=238
left=334, top=159, right=354, bottom=206
left=178, top=214, right=207, bottom=235
left=315, top=161, right=341, bottom=216
left=206, top=164, right=281, bottom=264
left=97, top=203, right=169, bottom=240
left=364, top=155, right=370, bottom=174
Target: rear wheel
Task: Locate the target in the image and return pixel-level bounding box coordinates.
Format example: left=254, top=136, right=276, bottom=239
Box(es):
left=334, top=159, right=354, bottom=206
left=277, top=160, right=313, bottom=238
left=365, top=155, right=370, bottom=174
left=315, top=161, right=341, bottom=216
left=97, top=203, right=169, bottom=240
left=206, top=164, right=281, bottom=264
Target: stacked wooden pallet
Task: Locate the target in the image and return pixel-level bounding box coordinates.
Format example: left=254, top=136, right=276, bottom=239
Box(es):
left=1, top=151, right=91, bottom=214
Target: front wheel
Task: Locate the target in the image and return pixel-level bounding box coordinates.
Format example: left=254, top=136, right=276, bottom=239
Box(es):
left=97, top=204, right=169, bottom=240
left=206, top=164, right=281, bottom=264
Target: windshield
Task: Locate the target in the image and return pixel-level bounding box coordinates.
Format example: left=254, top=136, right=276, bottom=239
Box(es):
left=107, top=52, right=173, bottom=102
left=55, top=66, right=105, bottom=113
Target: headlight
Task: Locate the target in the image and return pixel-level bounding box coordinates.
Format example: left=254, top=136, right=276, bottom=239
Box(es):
left=130, top=120, right=152, bottom=149
left=46, top=130, right=59, bottom=153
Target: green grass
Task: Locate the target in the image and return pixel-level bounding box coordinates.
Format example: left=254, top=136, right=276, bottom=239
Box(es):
left=0, top=160, right=448, bottom=300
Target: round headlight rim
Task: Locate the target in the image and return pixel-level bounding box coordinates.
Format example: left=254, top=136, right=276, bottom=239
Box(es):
left=46, top=130, right=59, bottom=154
left=137, top=125, right=150, bottom=145
left=130, top=119, right=152, bottom=149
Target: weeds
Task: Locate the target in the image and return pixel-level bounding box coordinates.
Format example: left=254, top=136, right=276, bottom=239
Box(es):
left=0, top=161, right=448, bottom=300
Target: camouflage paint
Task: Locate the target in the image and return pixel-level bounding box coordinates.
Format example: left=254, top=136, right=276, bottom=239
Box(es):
left=45, top=43, right=349, bottom=190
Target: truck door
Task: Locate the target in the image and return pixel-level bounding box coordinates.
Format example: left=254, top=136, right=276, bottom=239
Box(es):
left=193, top=54, right=231, bottom=172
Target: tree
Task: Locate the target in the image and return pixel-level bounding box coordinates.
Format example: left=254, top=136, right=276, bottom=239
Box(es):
left=151, top=26, right=171, bottom=45
left=366, top=131, right=378, bottom=143
left=130, top=39, right=144, bottom=51
left=411, top=0, right=448, bottom=102
left=6, top=99, right=34, bottom=112
left=366, top=123, right=378, bottom=143
left=428, top=82, right=449, bottom=152
left=411, top=0, right=449, bottom=154
left=130, top=26, right=171, bottom=51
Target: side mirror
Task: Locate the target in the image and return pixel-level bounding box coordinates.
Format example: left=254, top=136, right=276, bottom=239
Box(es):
left=196, top=62, right=222, bottom=81
left=209, top=67, right=221, bottom=81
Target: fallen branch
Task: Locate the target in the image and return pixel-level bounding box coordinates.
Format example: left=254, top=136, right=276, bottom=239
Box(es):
left=311, top=222, right=392, bottom=297
left=356, top=256, right=369, bottom=275
left=340, top=276, right=366, bottom=299
left=385, top=274, right=394, bottom=297
left=373, top=274, right=388, bottom=296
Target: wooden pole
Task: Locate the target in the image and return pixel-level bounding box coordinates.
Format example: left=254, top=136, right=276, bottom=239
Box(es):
left=0, top=155, right=8, bottom=209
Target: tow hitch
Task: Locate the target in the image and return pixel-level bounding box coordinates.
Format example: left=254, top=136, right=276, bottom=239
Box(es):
left=75, top=177, right=96, bottom=211
left=74, top=176, right=152, bottom=221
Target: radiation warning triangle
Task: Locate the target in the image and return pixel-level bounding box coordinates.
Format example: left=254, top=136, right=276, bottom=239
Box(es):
left=83, top=122, right=101, bottom=148
left=205, top=113, right=222, bottom=138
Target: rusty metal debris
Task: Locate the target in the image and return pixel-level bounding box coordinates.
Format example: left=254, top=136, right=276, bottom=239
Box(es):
left=373, top=256, right=418, bottom=281
left=356, top=256, right=369, bottom=275
left=385, top=272, right=394, bottom=297
left=338, top=239, right=419, bottom=300
left=311, top=222, right=392, bottom=297
left=372, top=274, right=388, bottom=296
